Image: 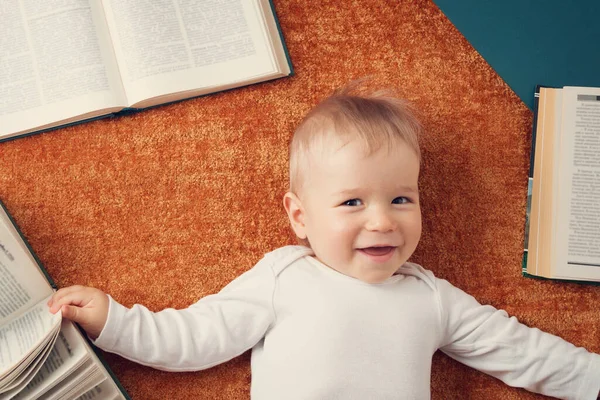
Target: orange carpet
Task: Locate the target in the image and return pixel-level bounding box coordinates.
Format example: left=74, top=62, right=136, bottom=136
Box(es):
left=1, top=0, right=598, bottom=399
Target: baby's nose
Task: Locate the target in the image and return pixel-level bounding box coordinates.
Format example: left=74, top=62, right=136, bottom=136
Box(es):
left=366, top=209, right=396, bottom=232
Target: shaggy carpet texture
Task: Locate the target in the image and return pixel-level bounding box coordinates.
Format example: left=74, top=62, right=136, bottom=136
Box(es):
left=0, top=0, right=598, bottom=399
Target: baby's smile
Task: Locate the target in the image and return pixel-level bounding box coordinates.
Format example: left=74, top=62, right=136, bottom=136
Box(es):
left=357, top=246, right=397, bottom=263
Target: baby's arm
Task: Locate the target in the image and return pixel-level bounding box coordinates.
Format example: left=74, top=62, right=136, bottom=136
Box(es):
left=48, top=285, right=109, bottom=339
left=436, top=278, right=600, bottom=400
left=49, top=257, right=277, bottom=372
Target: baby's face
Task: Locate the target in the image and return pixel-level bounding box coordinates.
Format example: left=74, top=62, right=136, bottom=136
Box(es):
left=298, top=138, right=422, bottom=283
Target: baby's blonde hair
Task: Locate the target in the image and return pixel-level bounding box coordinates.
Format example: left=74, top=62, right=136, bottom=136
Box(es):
left=289, top=81, right=422, bottom=194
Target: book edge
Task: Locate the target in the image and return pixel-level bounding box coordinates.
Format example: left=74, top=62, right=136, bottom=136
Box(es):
left=0, top=70, right=293, bottom=144
left=267, top=0, right=294, bottom=76
left=522, top=271, right=600, bottom=286
left=0, top=199, right=57, bottom=290
left=0, top=113, right=118, bottom=145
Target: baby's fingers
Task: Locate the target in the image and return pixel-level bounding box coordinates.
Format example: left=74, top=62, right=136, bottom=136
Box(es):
left=59, top=304, right=85, bottom=324
left=48, top=286, right=94, bottom=313
left=48, top=285, right=85, bottom=305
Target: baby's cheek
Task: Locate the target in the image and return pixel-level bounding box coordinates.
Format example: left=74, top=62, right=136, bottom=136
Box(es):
left=329, top=215, right=356, bottom=233
left=332, top=226, right=358, bottom=248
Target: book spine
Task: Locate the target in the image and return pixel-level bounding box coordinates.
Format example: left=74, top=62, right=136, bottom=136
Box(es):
left=528, top=85, right=543, bottom=179
left=522, top=86, right=543, bottom=274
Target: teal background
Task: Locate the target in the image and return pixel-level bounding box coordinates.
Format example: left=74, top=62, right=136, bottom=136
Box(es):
left=434, top=0, right=600, bottom=109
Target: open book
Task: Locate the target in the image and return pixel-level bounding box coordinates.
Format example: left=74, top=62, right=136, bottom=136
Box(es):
left=0, top=200, right=129, bottom=400
left=523, top=86, right=600, bottom=283
left=0, top=0, right=291, bottom=142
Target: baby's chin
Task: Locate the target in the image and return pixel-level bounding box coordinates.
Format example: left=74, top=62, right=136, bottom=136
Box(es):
left=339, top=263, right=401, bottom=284
left=311, top=252, right=405, bottom=283
left=353, top=266, right=402, bottom=283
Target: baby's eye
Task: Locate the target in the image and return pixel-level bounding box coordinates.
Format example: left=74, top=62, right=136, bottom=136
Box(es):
left=342, top=199, right=362, bottom=206
left=392, top=197, right=410, bottom=205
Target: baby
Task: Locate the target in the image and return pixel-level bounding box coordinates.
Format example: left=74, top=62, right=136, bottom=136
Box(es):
left=49, top=84, right=600, bottom=399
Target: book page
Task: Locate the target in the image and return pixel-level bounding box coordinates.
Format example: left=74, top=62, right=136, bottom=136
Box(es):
left=43, top=369, right=105, bottom=400
left=10, top=321, right=92, bottom=400
left=69, top=326, right=127, bottom=400
left=27, top=359, right=97, bottom=400
left=0, top=325, right=57, bottom=396
left=0, top=0, right=127, bottom=140
left=554, top=86, right=600, bottom=281
left=0, top=297, right=61, bottom=380
left=101, top=0, right=282, bottom=106
left=73, top=378, right=118, bottom=400
left=0, top=209, right=52, bottom=325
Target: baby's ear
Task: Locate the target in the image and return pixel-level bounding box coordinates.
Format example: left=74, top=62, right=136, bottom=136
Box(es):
left=283, top=192, right=307, bottom=239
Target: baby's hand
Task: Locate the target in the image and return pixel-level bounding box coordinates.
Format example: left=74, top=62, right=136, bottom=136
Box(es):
left=48, top=285, right=109, bottom=340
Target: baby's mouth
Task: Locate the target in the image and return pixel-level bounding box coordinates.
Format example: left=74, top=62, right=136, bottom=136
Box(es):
left=359, top=246, right=396, bottom=256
